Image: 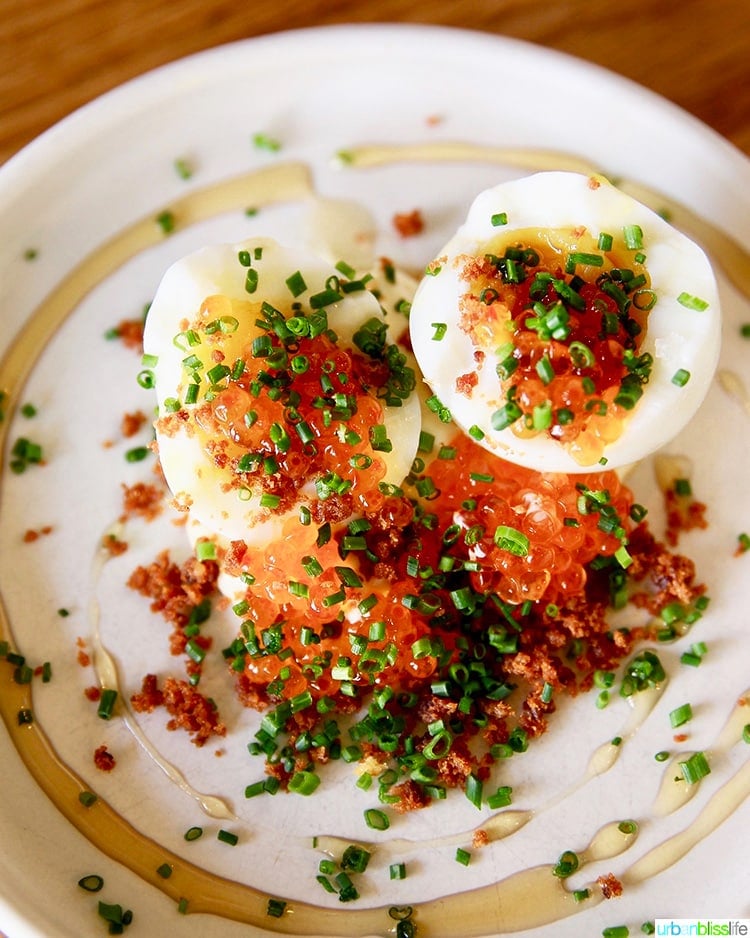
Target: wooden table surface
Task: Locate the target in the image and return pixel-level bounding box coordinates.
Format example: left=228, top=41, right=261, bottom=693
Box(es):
left=1, top=0, right=749, bottom=167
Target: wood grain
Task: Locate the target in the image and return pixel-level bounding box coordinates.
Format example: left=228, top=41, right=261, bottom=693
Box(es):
left=1, top=0, right=749, bottom=166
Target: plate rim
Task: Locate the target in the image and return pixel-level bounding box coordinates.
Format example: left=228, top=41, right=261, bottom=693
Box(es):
left=1, top=21, right=749, bottom=938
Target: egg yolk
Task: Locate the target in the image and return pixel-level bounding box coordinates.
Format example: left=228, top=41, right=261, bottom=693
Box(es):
left=157, top=292, right=414, bottom=520
left=453, top=227, right=654, bottom=466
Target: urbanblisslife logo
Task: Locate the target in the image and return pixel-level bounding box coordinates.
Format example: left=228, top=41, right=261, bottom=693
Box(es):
left=655, top=922, right=750, bottom=936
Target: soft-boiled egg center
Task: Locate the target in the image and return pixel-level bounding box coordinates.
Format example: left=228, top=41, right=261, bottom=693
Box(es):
left=143, top=238, right=422, bottom=568
left=409, top=171, right=721, bottom=472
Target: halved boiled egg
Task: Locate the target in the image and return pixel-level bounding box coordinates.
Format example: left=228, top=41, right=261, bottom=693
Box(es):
left=409, top=172, right=721, bottom=472
left=143, top=238, right=421, bottom=550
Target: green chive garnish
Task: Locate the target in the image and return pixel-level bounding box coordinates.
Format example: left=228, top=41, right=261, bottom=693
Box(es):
left=78, top=874, right=104, bottom=892
left=156, top=210, right=175, bottom=234
left=97, top=688, right=118, bottom=720
left=669, top=703, right=693, bottom=727
left=677, top=292, right=709, bottom=311
left=679, top=751, right=710, bottom=784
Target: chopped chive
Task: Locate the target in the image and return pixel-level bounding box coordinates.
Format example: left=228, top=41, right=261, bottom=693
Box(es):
left=679, top=751, right=710, bottom=784
left=289, top=770, right=320, bottom=795
left=79, top=790, right=98, bottom=807
left=184, top=826, right=203, bottom=841
left=196, top=540, right=216, bottom=561
left=156, top=210, right=175, bottom=234
left=536, top=355, right=554, bottom=385
left=125, top=446, right=150, bottom=463
left=455, top=847, right=471, bottom=866
left=425, top=394, right=452, bottom=423
left=487, top=786, right=513, bottom=809
left=567, top=251, right=604, bottom=268
left=674, top=478, right=692, bottom=496
left=174, top=157, right=193, bottom=179
left=97, top=688, right=118, bottom=720
left=245, top=268, right=259, bottom=294
left=669, top=702, right=693, bottom=727
left=493, top=525, right=529, bottom=557
left=551, top=850, right=579, bottom=878
left=364, top=808, right=390, bottom=830
left=285, top=270, right=307, bottom=297
left=491, top=212, right=508, bottom=226
left=614, top=545, right=633, bottom=569
left=217, top=829, right=239, bottom=845
left=17, top=708, right=33, bottom=725
left=78, top=874, right=104, bottom=892
left=253, top=132, right=282, bottom=152
left=491, top=401, right=521, bottom=430
left=156, top=863, right=173, bottom=879
left=677, top=292, right=709, bottom=311
left=623, top=224, right=644, bottom=250
left=342, top=844, right=371, bottom=874
left=97, top=901, right=132, bottom=930
left=465, top=773, right=483, bottom=809
left=13, top=664, right=33, bottom=684
left=671, top=368, right=691, bottom=387
left=266, top=898, right=287, bottom=918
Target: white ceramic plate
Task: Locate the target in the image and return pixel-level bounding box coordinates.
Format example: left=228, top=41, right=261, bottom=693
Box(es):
left=1, top=24, right=749, bottom=938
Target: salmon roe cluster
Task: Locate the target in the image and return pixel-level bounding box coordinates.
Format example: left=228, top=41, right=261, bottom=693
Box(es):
left=457, top=236, right=655, bottom=464
left=423, top=432, right=635, bottom=607
left=131, top=426, right=704, bottom=802
left=223, top=431, right=638, bottom=706
left=194, top=327, right=396, bottom=515
left=205, top=428, right=710, bottom=806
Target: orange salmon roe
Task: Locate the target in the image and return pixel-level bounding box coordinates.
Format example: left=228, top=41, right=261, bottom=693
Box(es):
left=457, top=236, right=654, bottom=463
left=226, top=432, right=636, bottom=704
left=196, top=333, right=389, bottom=508
left=424, top=433, right=634, bottom=606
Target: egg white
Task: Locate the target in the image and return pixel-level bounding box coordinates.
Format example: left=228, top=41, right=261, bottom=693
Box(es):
left=409, top=171, right=721, bottom=473
left=143, top=237, right=422, bottom=547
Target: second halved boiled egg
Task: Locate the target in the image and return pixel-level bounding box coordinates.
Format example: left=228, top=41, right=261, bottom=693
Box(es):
left=409, top=171, right=721, bottom=472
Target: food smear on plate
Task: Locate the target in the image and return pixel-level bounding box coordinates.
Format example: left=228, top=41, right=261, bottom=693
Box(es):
left=135, top=182, right=712, bottom=810
left=409, top=172, right=721, bottom=472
